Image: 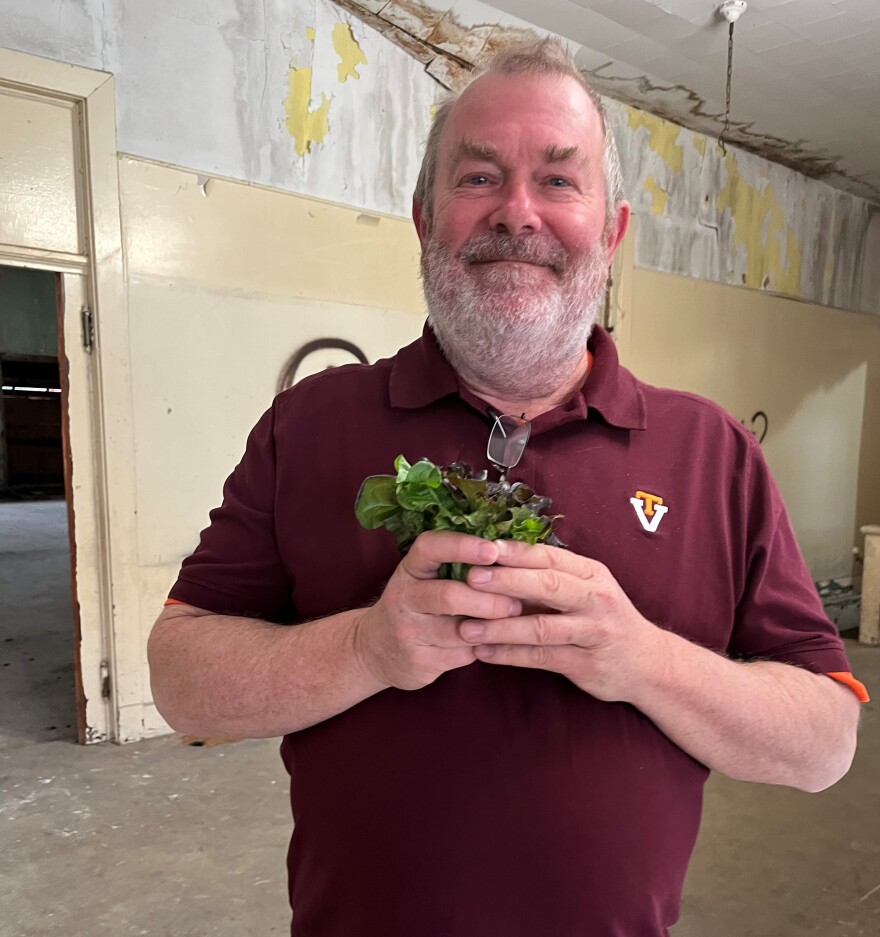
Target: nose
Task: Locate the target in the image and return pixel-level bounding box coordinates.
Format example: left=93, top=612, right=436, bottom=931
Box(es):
left=488, top=178, right=542, bottom=236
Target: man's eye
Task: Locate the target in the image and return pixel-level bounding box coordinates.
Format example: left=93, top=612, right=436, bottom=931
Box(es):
left=548, top=177, right=570, bottom=188
left=463, top=175, right=489, bottom=186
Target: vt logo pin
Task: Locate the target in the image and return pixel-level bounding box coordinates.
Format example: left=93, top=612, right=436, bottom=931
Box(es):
left=630, top=490, right=668, bottom=533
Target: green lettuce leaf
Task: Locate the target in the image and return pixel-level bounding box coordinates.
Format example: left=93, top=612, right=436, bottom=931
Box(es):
left=354, top=456, right=565, bottom=580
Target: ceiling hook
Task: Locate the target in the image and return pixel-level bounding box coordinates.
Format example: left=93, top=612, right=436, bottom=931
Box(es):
left=719, top=1, right=747, bottom=24
left=717, top=3, right=747, bottom=153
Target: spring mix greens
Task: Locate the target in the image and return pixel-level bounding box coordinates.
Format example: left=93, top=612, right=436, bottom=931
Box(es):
left=355, top=455, right=564, bottom=580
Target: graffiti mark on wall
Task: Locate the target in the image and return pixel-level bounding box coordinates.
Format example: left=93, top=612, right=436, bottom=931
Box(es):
left=277, top=338, right=369, bottom=394
left=741, top=410, right=768, bottom=444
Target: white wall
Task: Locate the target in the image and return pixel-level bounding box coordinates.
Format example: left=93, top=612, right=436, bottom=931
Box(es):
left=0, top=0, right=439, bottom=217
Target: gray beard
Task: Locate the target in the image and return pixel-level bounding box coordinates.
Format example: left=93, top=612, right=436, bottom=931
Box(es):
left=421, top=231, right=609, bottom=399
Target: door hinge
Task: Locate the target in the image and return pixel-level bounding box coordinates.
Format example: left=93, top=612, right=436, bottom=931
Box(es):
left=81, top=306, right=95, bottom=353
left=100, top=659, right=111, bottom=699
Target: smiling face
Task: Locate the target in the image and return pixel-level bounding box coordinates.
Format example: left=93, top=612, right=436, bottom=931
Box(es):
left=417, top=70, right=629, bottom=400
left=424, top=71, right=614, bottom=261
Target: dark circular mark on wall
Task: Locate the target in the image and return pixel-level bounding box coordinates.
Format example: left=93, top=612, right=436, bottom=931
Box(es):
left=750, top=410, right=768, bottom=443
left=277, top=339, right=369, bottom=394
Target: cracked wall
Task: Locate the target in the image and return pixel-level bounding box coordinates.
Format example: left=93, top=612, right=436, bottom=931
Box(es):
left=326, top=0, right=877, bottom=314
left=0, top=0, right=875, bottom=311
left=609, top=101, right=873, bottom=313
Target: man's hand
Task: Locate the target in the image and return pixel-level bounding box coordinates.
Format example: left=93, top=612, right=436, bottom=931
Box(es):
left=457, top=539, right=860, bottom=791
left=353, top=531, right=523, bottom=691
left=457, top=539, right=662, bottom=702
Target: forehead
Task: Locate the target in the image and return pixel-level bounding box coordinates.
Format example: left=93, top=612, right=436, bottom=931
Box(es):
left=439, top=72, right=604, bottom=164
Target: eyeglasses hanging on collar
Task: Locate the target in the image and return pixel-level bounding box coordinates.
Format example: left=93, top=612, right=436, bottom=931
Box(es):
left=487, top=411, right=531, bottom=483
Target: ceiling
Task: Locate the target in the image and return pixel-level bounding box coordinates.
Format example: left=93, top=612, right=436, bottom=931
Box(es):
left=469, top=0, right=880, bottom=204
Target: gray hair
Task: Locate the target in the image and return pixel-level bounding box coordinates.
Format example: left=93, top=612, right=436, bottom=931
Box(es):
left=414, top=37, right=625, bottom=235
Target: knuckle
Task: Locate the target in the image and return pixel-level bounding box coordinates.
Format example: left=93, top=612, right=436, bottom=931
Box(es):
left=434, top=579, right=463, bottom=613
left=529, top=644, right=551, bottom=667
left=544, top=569, right=564, bottom=598
left=592, top=588, right=617, bottom=616
left=533, top=613, right=554, bottom=645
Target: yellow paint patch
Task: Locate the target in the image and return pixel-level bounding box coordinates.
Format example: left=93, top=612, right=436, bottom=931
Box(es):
left=715, top=153, right=803, bottom=297
left=284, top=67, right=331, bottom=158
left=306, top=26, right=315, bottom=42
left=643, top=175, right=669, bottom=216
left=332, top=22, right=368, bottom=83
left=692, top=136, right=706, bottom=156
left=627, top=107, right=684, bottom=173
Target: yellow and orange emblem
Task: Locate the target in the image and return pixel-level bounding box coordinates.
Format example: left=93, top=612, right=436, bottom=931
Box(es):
left=630, top=491, right=669, bottom=533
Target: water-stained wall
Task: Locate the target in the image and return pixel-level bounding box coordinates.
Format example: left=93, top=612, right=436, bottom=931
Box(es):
left=611, top=103, right=876, bottom=315
left=2, top=0, right=877, bottom=314
left=327, top=0, right=879, bottom=315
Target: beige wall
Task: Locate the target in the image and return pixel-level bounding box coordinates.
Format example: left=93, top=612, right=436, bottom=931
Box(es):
left=117, top=157, right=426, bottom=738
left=613, top=222, right=880, bottom=583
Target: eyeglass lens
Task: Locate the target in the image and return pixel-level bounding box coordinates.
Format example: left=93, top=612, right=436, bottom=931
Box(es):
left=487, top=414, right=531, bottom=473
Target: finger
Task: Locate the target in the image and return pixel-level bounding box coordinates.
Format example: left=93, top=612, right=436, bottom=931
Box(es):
left=412, top=579, right=522, bottom=621
left=473, top=642, right=579, bottom=672
left=459, top=613, right=584, bottom=647
left=413, top=615, right=480, bottom=648
left=403, top=531, right=499, bottom=580
left=467, top=564, right=584, bottom=613
left=492, top=539, right=604, bottom=578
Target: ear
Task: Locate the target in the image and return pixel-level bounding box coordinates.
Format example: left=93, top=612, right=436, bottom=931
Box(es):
left=412, top=198, right=429, bottom=246
left=605, top=200, right=630, bottom=259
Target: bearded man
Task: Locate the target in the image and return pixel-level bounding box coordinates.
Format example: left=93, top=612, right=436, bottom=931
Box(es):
left=149, top=38, right=865, bottom=937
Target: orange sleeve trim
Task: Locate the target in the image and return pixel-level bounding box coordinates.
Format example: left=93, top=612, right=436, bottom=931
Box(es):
left=826, top=672, right=870, bottom=703
left=164, top=598, right=188, bottom=607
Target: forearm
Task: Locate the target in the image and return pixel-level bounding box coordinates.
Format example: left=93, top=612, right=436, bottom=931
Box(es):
left=630, top=628, right=861, bottom=792
left=147, top=604, right=385, bottom=738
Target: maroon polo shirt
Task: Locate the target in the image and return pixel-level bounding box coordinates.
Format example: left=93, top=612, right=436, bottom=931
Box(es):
left=170, top=325, right=853, bottom=937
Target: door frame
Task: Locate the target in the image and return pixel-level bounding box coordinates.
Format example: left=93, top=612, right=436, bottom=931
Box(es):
left=0, top=48, right=129, bottom=743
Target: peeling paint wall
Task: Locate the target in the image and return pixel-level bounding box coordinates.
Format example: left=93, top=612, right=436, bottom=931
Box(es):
left=609, top=102, right=875, bottom=314
left=3, top=0, right=873, bottom=314
left=0, top=0, right=440, bottom=217
left=331, top=0, right=878, bottom=316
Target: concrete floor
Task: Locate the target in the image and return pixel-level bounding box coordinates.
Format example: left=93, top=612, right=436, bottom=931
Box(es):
left=1, top=500, right=878, bottom=936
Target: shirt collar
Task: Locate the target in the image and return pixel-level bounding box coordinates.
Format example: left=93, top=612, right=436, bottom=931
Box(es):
left=389, top=324, right=459, bottom=409
left=582, top=326, right=647, bottom=431
left=389, top=322, right=646, bottom=432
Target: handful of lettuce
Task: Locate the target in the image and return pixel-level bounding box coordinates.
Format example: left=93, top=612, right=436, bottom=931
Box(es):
left=355, top=455, right=564, bottom=580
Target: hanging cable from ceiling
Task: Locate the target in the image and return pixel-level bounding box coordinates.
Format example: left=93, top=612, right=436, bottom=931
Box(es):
left=718, top=1, right=747, bottom=154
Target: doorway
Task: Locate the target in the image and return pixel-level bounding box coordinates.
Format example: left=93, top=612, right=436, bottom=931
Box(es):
left=0, top=265, right=78, bottom=745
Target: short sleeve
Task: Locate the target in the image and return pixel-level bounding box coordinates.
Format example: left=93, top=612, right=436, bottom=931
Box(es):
left=168, top=402, right=294, bottom=622
left=728, top=438, right=851, bottom=675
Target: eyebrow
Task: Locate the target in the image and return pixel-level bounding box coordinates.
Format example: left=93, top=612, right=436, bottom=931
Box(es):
left=449, top=139, right=500, bottom=169
left=449, top=139, right=588, bottom=170
left=543, top=144, right=585, bottom=165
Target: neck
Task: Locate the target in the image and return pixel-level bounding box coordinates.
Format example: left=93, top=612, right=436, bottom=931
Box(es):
left=462, top=351, right=591, bottom=421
